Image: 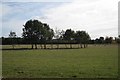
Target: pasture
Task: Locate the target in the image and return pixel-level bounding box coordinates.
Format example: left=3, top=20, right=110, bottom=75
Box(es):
left=2, top=44, right=118, bottom=78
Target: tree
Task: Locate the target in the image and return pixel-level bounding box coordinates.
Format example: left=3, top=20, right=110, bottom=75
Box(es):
left=63, top=29, right=75, bottom=48
left=22, top=19, right=54, bottom=49
left=75, top=31, right=90, bottom=48
left=118, top=35, right=120, bottom=44
left=23, top=20, right=42, bottom=49
left=115, top=35, right=120, bottom=44
left=105, top=37, right=113, bottom=44
left=54, top=28, right=64, bottom=49
left=9, top=31, right=16, bottom=49
left=42, top=23, right=54, bottom=49
left=99, top=37, right=104, bottom=44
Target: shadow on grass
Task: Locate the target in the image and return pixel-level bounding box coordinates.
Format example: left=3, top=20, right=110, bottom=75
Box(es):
left=1, top=47, right=81, bottom=51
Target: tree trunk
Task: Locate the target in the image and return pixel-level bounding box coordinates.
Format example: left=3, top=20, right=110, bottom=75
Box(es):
left=85, top=44, right=88, bottom=47
left=12, top=44, right=14, bottom=49
left=40, top=44, right=43, bottom=49
left=57, top=40, right=59, bottom=49
left=57, top=44, right=59, bottom=49
left=80, top=43, right=82, bottom=48
left=44, top=44, right=46, bottom=49
left=70, top=44, right=72, bottom=48
left=51, top=43, right=53, bottom=49
left=84, top=44, right=85, bottom=48
left=78, top=44, right=80, bottom=48
left=65, top=44, right=67, bottom=48
left=31, top=44, right=33, bottom=49
left=35, top=44, right=37, bottom=49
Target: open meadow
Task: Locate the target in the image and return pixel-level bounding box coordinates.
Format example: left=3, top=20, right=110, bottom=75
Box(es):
left=2, top=44, right=118, bottom=78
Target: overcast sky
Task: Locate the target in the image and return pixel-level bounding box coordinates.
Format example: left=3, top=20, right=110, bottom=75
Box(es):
left=1, top=0, right=119, bottom=39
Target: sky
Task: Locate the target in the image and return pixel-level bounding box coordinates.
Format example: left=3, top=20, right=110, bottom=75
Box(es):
left=1, top=0, right=119, bottom=39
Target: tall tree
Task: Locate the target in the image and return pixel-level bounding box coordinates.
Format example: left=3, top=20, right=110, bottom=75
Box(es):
left=99, top=37, right=104, bottom=44
left=105, top=37, right=113, bottom=44
left=63, top=29, right=75, bottom=48
left=117, top=35, right=120, bottom=43
left=75, top=31, right=90, bottom=48
left=42, top=23, right=54, bottom=49
left=22, top=19, right=54, bottom=49
left=9, top=31, right=16, bottom=49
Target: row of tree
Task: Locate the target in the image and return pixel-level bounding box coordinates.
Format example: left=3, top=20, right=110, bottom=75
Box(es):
left=2, top=35, right=120, bottom=45
left=89, top=36, right=120, bottom=44
left=22, top=19, right=91, bottom=49
left=1, top=19, right=120, bottom=49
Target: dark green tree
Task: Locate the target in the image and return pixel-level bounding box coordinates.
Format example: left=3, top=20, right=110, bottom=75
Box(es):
left=75, top=31, right=90, bottom=48
left=117, top=35, right=120, bottom=43
left=42, top=23, right=54, bottom=49
left=63, top=29, right=75, bottom=48
left=22, top=19, right=54, bottom=49
left=99, top=37, right=104, bottom=44
left=118, top=35, right=120, bottom=43
left=105, top=37, right=113, bottom=44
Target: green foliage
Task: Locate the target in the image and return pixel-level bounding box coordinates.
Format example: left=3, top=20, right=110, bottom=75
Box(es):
left=75, top=31, right=90, bottom=43
left=22, top=20, right=54, bottom=48
left=105, top=37, right=113, bottom=44
left=63, top=29, right=75, bottom=41
left=22, top=20, right=91, bottom=48
left=23, top=20, right=42, bottom=43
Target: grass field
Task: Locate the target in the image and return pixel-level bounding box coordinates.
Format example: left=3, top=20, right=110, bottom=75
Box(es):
left=2, top=44, right=118, bottom=78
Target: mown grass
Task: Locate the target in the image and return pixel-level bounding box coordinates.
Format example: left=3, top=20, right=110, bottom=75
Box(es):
left=2, top=45, right=118, bottom=78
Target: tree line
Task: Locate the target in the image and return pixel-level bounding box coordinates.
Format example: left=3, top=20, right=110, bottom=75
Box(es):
left=1, top=19, right=120, bottom=49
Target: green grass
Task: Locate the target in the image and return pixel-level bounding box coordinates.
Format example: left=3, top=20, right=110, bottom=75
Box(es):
left=2, top=45, right=118, bottom=78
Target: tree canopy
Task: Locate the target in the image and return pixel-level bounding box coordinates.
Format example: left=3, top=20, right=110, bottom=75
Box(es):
left=22, top=19, right=54, bottom=49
